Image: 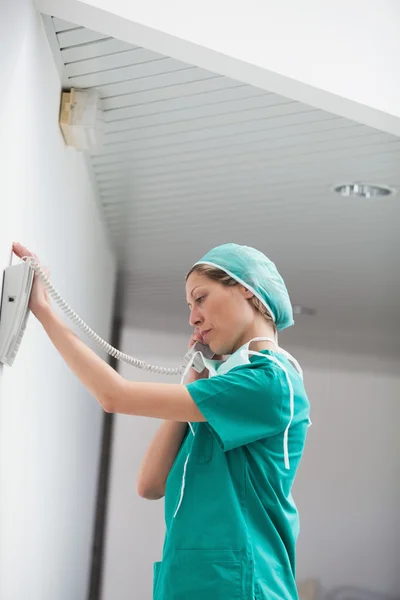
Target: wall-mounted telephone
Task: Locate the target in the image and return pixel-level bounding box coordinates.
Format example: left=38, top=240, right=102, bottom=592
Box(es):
left=0, top=259, right=214, bottom=374
left=0, top=262, right=34, bottom=367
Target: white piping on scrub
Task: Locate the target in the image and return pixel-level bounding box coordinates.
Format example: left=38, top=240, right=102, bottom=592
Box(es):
left=246, top=337, right=303, bottom=470
left=248, top=351, right=295, bottom=469
left=173, top=353, right=197, bottom=518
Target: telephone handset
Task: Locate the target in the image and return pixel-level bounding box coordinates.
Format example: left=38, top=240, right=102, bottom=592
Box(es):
left=0, top=259, right=208, bottom=375
left=183, top=341, right=215, bottom=374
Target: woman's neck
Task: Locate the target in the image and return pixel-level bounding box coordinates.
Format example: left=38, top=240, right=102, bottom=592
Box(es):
left=233, top=321, right=278, bottom=353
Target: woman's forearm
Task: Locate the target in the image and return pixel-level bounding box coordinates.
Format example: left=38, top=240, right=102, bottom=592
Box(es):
left=136, top=369, right=205, bottom=499
left=36, top=305, right=205, bottom=421
left=38, top=305, right=121, bottom=408
left=136, top=420, right=188, bottom=499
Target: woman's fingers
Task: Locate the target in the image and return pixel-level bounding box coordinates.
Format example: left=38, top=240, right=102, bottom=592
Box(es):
left=12, top=242, right=34, bottom=261
left=12, top=243, right=51, bottom=286
left=188, top=329, right=204, bottom=350
left=12, top=243, right=43, bottom=269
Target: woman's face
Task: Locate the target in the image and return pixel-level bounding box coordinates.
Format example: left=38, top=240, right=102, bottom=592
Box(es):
left=185, top=271, right=255, bottom=355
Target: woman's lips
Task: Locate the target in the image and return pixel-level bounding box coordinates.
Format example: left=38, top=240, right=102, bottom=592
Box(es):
left=201, top=329, right=211, bottom=342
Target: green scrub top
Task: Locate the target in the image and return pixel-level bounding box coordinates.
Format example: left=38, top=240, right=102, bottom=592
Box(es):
left=153, top=350, right=310, bottom=600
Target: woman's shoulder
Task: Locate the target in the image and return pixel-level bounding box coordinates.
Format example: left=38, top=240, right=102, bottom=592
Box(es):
left=247, top=350, right=310, bottom=408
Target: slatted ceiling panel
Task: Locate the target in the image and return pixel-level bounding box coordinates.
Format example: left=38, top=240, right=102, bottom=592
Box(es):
left=98, top=132, right=397, bottom=188
left=92, top=152, right=400, bottom=197
left=101, top=78, right=242, bottom=110
left=62, top=38, right=137, bottom=63
left=52, top=17, right=81, bottom=32
left=48, top=18, right=400, bottom=356
left=126, top=211, right=397, bottom=248
left=93, top=126, right=378, bottom=182
left=98, top=168, right=389, bottom=203
left=162, top=140, right=399, bottom=173
left=104, top=87, right=272, bottom=122
left=95, top=156, right=395, bottom=187
left=107, top=110, right=339, bottom=152
left=103, top=178, right=400, bottom=219
left=102, top=103, right=315, bottom=145
left=99, top=113, right=328, bottom=157
left=92, top=134, right=400, bottom=173
left=70, top=61, right=197, bottom=89
left=104, top=95, right=291, bottom=134
left=64, top=48, right=169, bottom=78
left=97, top=69, right=220, bottom=98
left=91, top=117, right=362, bottom=174
left=97, top=160, right=399, bottom=197
left=104, top=190, right=343, bottom=226
left=94, top=123, right=372, bottom=176
left=141, top=164, right=400, bottom=197
left=106, top=193, right=400, bottom=240
left=102, top=184, right=388, bottom=218
left=93, top=120, right=383, bottom=165
left=57, top=27, right=109, bottom=48
left=96, top=164, right=373, bottom=196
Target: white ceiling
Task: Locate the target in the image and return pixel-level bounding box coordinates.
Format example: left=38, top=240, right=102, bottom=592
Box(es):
left=49, top=16, right=400, bottom=358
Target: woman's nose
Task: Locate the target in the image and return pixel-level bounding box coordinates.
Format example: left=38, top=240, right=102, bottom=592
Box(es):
left=189, top=307, right=202, bottom=327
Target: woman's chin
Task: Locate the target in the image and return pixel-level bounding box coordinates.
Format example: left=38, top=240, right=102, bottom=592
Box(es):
left=209, top=343, right=221, bottom=356
left=213, top=343, right=233, bottom=357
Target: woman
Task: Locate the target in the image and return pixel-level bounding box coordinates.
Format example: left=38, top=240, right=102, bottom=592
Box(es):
left=13, top=241, right=310, bottom=600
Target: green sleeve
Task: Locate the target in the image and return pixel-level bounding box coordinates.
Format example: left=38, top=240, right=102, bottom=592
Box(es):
left=186, top=361, right=289, bottom=451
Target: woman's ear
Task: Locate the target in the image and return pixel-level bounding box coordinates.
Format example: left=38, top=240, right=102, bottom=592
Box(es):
left=240, top=286, right=254, bottom=300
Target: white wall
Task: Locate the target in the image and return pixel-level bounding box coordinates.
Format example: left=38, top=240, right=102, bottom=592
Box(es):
left=36, top=0, right=400, bottom=136
left=0, top=1, right=117, bottom=599
left=102, top=327, right=400, bottom=600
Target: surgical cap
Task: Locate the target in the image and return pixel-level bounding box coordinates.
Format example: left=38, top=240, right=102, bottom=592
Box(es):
left=193, top=243, right=294, bottom=331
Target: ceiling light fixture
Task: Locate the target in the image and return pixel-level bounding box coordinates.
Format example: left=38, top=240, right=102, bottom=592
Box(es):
left=333, top=182, right=395, bottom=198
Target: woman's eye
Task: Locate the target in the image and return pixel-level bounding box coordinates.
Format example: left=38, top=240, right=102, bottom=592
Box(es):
left=196, top=295, right=205, bottom=304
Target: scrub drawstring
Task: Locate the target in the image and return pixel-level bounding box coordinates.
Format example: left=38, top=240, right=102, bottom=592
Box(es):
left=173, top=353, right=198, bottom=518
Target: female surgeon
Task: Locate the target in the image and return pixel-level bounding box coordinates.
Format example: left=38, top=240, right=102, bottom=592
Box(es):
left=12, top=241, right=310, bottom=600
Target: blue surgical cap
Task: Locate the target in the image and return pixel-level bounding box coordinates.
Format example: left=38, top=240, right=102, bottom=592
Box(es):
left=193, top=243, right=294, bottom=331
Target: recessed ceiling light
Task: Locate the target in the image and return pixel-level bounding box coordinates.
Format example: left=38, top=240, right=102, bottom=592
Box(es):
left=333, top=182, right=395, bottom=198
left=292, top=305, right=317, bottom=316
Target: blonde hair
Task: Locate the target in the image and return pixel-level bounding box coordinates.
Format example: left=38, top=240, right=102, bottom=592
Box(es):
left=186, top=264, right=276, bottom=331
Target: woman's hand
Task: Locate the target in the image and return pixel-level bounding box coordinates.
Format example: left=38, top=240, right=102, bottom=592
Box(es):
left=12, top=242, right=52, bottom=319
left=186, top=329, right=221, bottom=383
